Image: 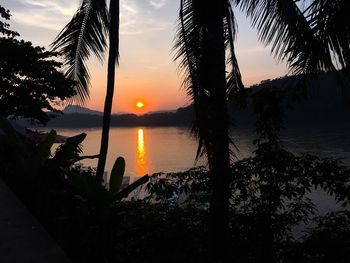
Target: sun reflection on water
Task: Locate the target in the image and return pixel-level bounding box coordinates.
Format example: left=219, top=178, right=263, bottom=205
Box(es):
left=136, top=128, right=147, bottom=176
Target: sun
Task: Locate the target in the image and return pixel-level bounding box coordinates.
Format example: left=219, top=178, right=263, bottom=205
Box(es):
left=136, top=101, right=145, bottom=109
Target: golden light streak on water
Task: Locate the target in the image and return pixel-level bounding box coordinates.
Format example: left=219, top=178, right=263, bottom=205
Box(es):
left=136, top=128, right=147, bottom=176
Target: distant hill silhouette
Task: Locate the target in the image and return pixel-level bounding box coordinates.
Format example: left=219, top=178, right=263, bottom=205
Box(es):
left=42, top=72, right=350, bottom=128
left=45, top=106, right=193, bottom=127
left=233, top=72, right=350, bottom=126
left=62, top=105, right=103, bottom=115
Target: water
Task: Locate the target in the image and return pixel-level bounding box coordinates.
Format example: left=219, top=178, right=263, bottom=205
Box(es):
left=280, top=126, right=350, bottom=166
left=51, top=127, right=204, bottom=182
left=46, top=125, right=350, bottom=235
left=49, top=125, right=350, bottom=182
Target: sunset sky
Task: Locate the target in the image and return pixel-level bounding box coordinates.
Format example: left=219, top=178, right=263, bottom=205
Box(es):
left=2, top=0, right=288, bottom=114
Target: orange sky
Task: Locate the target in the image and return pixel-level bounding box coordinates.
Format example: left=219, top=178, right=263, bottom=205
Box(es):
left=3, top=0, right=288, bottom=114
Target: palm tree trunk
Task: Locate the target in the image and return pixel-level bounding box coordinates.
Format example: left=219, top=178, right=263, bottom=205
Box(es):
left=96, top=0, right=119, bottom=183
left=202, top=0, right=231, bottom=261
left=208, top=112, right=231, bottom=262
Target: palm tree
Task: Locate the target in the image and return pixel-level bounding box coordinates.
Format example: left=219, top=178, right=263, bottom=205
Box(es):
left=175, top=0, right=350, bottom=260
left=174, top=0, right=243, bottom=260
left=52, top=0, right=119, bottom=182
left=95, top=0, right=119, bottom=183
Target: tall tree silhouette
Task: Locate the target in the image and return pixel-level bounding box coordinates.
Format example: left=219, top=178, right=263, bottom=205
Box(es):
left=52, top=0, right=119, bottom=182
left=0, top=5, right=76, bottom=124
left=174, top=0, right=243, bottom=260
left=96, top=0, right=119, bottom=182
left=175, top=0, right=350, bottom=260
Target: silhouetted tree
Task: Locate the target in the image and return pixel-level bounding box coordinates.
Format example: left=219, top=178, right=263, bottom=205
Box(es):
left=175, top=0, right=350, bottom=261
left=96, top=0, right=119, bottom=183
left=52, top=0, right=119, bottom=182
left=0, top=5, right=18, bottom=37
left=174, top=0, right=244, bottom=260
left=0, top=5, right=76, bottom=124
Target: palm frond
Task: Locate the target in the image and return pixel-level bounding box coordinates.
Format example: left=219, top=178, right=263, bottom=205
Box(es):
left=306, top=0, right=350, bottom=71
left=53, top=133, right=87, bottom=167
left=174, top=0, right=241, bottom=160
left=234, top=0, right=336, bottom=74
left=51, top=0, right=109, bottom=104
left=225, top=2, right=244, bottom=98
left=174, top=0, right=211, bottom=159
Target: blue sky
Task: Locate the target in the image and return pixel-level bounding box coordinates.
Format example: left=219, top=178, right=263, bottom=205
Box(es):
left=2, top=0, right=288, bottom=112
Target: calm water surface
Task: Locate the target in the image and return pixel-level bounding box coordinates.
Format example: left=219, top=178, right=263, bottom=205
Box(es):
left=52, top=127, right=204, bottom=182
left=48, top=125, right=350, bottom=183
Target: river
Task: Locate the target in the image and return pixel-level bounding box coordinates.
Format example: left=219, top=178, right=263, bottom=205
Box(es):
left=47, top=125, right=350, bottom=182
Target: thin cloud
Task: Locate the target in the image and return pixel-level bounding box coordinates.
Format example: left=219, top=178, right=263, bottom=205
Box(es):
left=6, top=0, right=171, bottom=35
left=25, top=1, right=46, bottom=8
left=237, top=46, right=268, bottom=54
left=6, top=0, right=77, bottom=31
left=120, top=0, right=171, bottom=35
left=149, top=0, right=167, bottom=9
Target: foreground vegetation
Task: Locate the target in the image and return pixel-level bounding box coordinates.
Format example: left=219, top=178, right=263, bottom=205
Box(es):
left=1, top=121, right=350, bottom=263
left=1, top=86, right=350, bottom=263
left=1, top=2, right=350, bottom=262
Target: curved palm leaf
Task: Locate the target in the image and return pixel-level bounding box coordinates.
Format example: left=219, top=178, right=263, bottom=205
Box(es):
left=53, top=133, right=87, bottom=167
left=174, top=0, right=243, bottom=159
left=51, top=0, right=109, bottom=104
left=225, top=2, right=244, bottom=99
left=234, top=0, right=337, bottom=74
left=306, top=0, right=350, bottom=71
left=174, top=0, right=208, bottom=158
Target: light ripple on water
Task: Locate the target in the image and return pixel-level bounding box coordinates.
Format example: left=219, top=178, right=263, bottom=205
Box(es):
left=45, top=125, right=350, bottom=229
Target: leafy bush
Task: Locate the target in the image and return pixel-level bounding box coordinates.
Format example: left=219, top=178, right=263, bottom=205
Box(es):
left=0, top=5, right=76, bottom=124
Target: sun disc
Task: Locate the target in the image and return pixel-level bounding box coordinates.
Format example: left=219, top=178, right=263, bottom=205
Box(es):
left=136, top=101, right=144, bottom=109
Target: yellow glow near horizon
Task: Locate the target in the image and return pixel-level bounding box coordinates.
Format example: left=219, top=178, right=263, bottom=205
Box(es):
left=11, top=0, right=289, bottom=114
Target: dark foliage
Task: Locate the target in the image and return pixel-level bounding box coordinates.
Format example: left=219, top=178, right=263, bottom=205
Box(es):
left=144, top=86, right=350, bottom=262
left=0, top=6, right=76, bottom=124
left=1, top=116, right=350, bottom=263
left=234, top=0, right=350, bottom=74
left=299, top=211, right=350, bottom=263
left=0, top=117, right=146, bottom=262
left=1, top=2, right=349, bottom=262
left=0, top=5, right=18, bottom=37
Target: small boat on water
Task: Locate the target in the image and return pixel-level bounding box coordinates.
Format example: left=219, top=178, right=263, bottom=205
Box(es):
left=0, top=118, right=68, bottom=143
left=25, top=129, right=68, bottom=144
